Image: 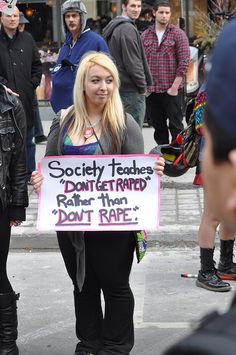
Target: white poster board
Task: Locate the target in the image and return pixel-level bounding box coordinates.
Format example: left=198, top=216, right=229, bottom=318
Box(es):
left=37, top=154, right=160, bottom=232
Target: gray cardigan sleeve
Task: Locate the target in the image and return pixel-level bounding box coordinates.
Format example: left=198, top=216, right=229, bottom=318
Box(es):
left=45, top=113, right=61, bottom=157
left=122, top=113, right=144, bottom=154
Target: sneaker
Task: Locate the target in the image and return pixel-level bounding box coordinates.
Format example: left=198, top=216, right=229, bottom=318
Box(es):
left=35, top=135, right=47, bottom=144
left=196, top=269, right=231, bottom=292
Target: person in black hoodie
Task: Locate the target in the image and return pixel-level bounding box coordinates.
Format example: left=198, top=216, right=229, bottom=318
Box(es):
left=0, top=83, right=28, bottom=355
left=103, top=0, right=152, bottom=128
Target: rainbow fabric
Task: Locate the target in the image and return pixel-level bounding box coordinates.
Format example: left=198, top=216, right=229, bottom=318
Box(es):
left=192, top=90, right=206, bottom=136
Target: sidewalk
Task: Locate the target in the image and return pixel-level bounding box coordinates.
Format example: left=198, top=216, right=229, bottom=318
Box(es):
left=11, top=106, right=204, bottom=249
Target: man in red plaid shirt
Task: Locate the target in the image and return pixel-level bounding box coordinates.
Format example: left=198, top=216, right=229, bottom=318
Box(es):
left=141, top=0, right=190, bottom=144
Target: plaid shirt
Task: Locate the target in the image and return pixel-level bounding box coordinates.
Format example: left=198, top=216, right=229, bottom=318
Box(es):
left=141, top=24, right=190, bottom=93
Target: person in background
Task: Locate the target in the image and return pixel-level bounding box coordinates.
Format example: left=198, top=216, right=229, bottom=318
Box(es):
left=163, top=18, right=236, bottom=355
left=190, top=84, right=236, bottom=292
left=0, top=83, right=28, bottom=355
left=18, top=11, right=28, bottom=32
left=50, top=0, right=109, bottom=114
left=32, top=51, right=164, bottom=355
left=103, top=0, right=152, bottom=128
left=141, top=0, right=190, bottom=144
left=0, top=6, right=42, bottom=182
left=18, top=11, right=47, bottom=145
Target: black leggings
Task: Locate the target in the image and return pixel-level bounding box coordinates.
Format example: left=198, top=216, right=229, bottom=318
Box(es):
left=0, top=207, right=13, bottom=293
left=57, top=230, right=135, bottom=355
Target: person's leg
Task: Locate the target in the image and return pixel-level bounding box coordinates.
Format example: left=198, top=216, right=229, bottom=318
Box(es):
left=0, top=208, right=13, bottom=293
left=196, top=192, right=231, bottom=291
left=218, top=223, right=236, bottom=276
left=26, top=126, right=36, bottom=181
left=74, top=254, right=103, bottom=354
left=119, top=92, right=146, bottom=128
left=146, top=93, right=169, bottom=144
left=0, top=207, right=19, bottom=355
left=163, top=92, right=184, bottom=142
left=57, top=232, right=102, bottom=355
left=85, top=231, right=135, bottom=355
left=33, top=95, right=44, bottom=137
left=33, top=94, right=47, bottom=144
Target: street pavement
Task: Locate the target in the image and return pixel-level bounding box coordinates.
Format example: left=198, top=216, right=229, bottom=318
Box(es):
left=9, top=105, right=236, bottom=355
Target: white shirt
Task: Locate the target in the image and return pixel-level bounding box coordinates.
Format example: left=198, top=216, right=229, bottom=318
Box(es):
left=156, top=30, right=164, bottom=46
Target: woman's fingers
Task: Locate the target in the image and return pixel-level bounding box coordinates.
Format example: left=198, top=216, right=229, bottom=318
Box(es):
left=31, top=171, right=43, bottom=193
left=153, top=157, right=165, bottom=176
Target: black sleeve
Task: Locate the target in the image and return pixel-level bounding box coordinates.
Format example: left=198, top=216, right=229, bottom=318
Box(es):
left=31, top=37, right=42, bottom=89
left=9, top=96, right=29, bottom=209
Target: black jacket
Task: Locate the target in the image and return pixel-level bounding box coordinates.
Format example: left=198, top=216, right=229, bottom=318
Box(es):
left=0, top=27, right=42, bottom=127
left=0, top=84, right=28, bottom=220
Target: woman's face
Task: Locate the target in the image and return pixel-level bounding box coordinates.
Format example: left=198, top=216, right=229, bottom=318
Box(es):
left=84, top=64, right=114, bottom=108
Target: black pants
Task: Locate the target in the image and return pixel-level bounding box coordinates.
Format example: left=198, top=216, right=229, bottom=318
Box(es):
left=0, top=207, right=13, bottom=293
left=57, top=231, right=135, bottom=355
left=146, top=92, right=184, bottom=145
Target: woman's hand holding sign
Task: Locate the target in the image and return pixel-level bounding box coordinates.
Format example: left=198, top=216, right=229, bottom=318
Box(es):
left=31, top=171, right=43, bottom=194
left=154, top=157, right=165, bottom=176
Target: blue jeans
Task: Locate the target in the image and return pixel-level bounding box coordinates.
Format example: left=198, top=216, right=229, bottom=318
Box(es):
left=26, top=126, right=36, bottom=178
left=119, top=91, right=146, bottom=128
left=33, top=94, right=44, bottom=137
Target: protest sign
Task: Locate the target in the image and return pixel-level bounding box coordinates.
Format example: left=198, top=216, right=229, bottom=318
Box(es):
left=37, top=155, right=160, bottom=232
left=0, top=1, right=17, bottom=15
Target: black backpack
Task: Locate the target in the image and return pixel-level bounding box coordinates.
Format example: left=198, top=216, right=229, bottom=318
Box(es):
left=163, top=293, right=236, bottom=355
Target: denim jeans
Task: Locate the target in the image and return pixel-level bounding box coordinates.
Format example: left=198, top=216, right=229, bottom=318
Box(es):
left=120, top=91, right=146, bottom=128
left=33, top=94, right=44, bottom=137
left=26, top=126, right=36, bottom=178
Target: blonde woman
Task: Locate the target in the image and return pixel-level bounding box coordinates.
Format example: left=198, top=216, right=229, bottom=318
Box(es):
left=32, top=51, right=164, bottom=355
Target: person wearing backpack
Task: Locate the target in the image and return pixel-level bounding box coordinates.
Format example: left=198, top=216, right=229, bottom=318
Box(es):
left=189, top=83, right=236, bottom=292
left=163, top=18, right=236, bottom=355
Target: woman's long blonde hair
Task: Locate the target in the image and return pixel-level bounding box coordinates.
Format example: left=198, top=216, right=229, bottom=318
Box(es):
left=62, top=51, right=126, bottom=151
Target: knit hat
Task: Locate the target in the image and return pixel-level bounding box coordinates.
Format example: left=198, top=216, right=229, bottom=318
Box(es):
left=61, top=0, right=87, bottom=35
left=206, top=19, right=236, bottom=139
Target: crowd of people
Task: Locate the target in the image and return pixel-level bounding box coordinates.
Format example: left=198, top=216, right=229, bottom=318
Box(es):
left=0, top=0, right=235, bottom=354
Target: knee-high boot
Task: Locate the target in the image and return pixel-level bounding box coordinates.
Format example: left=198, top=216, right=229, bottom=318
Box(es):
left=218, top=239, right=236, bottom=277
left=0, top=292, right=19, bottom=355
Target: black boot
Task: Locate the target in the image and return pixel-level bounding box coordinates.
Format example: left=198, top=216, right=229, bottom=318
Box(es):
left=0, top=292, right=19, bottom=355
left=196, top=248, right=231, bottom=292
left=218, top=239, right=236, bottom=277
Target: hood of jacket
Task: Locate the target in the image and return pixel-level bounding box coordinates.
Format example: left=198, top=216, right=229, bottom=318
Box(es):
left=103, top=16, right=134, bottom=41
